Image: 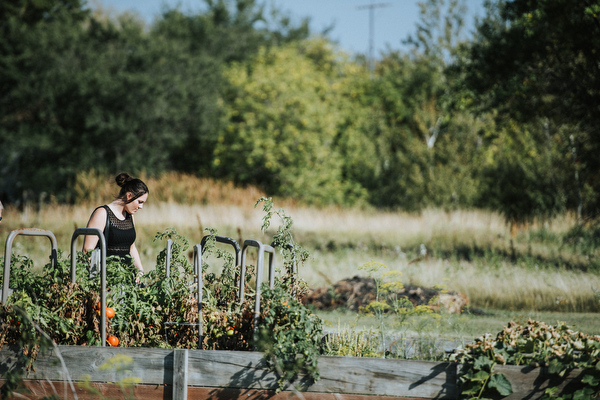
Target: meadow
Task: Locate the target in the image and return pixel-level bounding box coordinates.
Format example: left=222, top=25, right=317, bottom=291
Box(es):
left=2, top=176, right=599, bottom=345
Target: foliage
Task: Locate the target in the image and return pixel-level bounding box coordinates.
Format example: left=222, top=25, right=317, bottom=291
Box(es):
left=457, top=0, right=600, bottom=221
left=0, top=0, right=308, bottom=202
left=252, top=197, right=323, bottom=391
left=357, top=260, right=440, bottom=359
left=321, top=326, right=381, bottom=358
left=256, top=196, right=310, bottom=278
left=216, top=40, right=372, bottom=206
left=404, top=0, right=469, bottom=61
left=2, top=0, right=598, bottom=228
left=0, top=198, right=323, bottom=392
left=255, top=286, right=323, bottom=392
left=448, top=319, right=600, bottom=399
left=475, top=117, right=569, bottom=224
left=363, top=0, right=483, bottom=211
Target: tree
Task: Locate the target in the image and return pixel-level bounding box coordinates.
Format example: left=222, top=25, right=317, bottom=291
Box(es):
left=151, top=0, right=311, bottom=175
left=475, top=115, right=569, bottom=224
left=458, top=0, right=600, bottom=221
left=0, top=0, right=91, bottom=200
left=357, top=0, right=482, bottom=210
left=215, top=40, right=375, bottom=205
left=0, top=12, right=199, bottom=199
left=0, top=0, right=311, bottom=202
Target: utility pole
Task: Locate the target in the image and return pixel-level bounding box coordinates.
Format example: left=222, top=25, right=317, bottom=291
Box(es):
left=357, top=2, right=390, bottom=74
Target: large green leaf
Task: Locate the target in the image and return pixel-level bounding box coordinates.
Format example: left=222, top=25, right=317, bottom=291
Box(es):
left=488, top=373, right=513, bottom=396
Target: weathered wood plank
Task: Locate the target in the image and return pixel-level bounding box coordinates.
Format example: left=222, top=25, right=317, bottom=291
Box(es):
left=312, top=356, right=457, bottom=398
left=7, top=346, right=174, bottom=385
left=0, top=346, right=588, bottom=400
left=185, top=349, right=278, bottom=389
left=495, top=365, right=584, bottom=400
left=177, top=349, right=459, bottom=398
left=172, top=349, right=188, bottom=400
left=1, top=346, right=457, bottom=398
left=0, top=380, right=433, bottom=400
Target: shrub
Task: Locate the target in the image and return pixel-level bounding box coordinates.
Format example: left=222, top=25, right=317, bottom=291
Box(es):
left=448, top=319, right=600, bottom=399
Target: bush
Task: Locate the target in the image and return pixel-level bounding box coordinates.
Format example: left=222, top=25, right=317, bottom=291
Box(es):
left=448, top=319, right=600, bottom=399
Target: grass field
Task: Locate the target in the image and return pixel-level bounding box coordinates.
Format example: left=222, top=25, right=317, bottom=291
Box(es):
left=1, top=198, right=599, bottom=343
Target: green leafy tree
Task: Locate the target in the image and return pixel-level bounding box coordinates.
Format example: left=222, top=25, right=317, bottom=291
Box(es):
left=146, top=0, right=311, bottom=176
left=215, top=39, right=374, bottom=205
left=0, top=8, right=202, bottom=199
left=359, top=0, right=482, bottom=210
left=458, top=0, right=600, bottom=221
left=0, top=0, right=311, bottom=203
left=0, top=0, right=90, bottom=200
left=475, top=116, right=569, bottom=224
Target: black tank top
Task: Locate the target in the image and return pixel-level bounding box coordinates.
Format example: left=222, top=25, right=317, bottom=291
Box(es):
left=96, top=205, right=136, bottom=259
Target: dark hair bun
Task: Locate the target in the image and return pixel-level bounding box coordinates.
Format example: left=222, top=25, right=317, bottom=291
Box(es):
left=115, top=172, right=133, bottom=187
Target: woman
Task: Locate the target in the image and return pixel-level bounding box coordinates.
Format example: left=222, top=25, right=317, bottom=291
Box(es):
left=83, top=173, right=148, bottom=278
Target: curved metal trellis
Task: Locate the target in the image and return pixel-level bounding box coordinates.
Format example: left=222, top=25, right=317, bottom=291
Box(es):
left=2, top=228, right=58, bottom=303
left=70, top=228, right=108, bottom=347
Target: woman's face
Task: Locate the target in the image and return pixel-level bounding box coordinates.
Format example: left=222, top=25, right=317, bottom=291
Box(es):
left=125, top=192, right=148, bottom=214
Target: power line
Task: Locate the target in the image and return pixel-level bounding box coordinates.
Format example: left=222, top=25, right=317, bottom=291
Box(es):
left=357, top=2, right=391, bottom=73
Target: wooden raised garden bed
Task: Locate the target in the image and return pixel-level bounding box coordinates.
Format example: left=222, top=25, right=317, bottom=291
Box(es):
left=0, top=345, right=582, bottom=400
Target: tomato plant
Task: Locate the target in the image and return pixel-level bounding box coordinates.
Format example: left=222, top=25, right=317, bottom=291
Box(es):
left=0, top=198, right=323, bottom=391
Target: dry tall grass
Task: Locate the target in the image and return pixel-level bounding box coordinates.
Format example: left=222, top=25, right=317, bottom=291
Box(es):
left=0, top=172, right=596, bottom=312
left=72, top=170, right=269, bottom=207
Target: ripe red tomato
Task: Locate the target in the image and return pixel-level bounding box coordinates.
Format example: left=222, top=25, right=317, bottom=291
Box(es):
left=106, top=307, right=115, bottom=319
left=107, top=336, right=119, bottom=347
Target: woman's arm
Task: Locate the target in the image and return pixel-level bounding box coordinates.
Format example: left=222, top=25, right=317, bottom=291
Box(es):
left=130, top=242, right=144, bottom=274
left=83, top=207, right=108, bottom=252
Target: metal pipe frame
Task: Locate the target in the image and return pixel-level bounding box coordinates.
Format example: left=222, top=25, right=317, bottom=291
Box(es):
left=70, top=228, right=107, bottom=347
left=2, top=228, right=58, bottom=304
left=200, top=234, right=241, bottom=299
left=238, top=239, right=274, bottom=332
left=193, top=244, right=203, bottom=346
left=165, top=239, right=173, bottom=278
left=200, top=235, right=241, bottom=270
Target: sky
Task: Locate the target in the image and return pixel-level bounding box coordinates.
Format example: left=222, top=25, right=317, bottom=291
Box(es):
left=92, top=0, right=485, bottom=57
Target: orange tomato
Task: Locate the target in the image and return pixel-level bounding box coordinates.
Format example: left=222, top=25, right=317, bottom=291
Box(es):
left=107, top=336, right=119, bottom=347
left=106, top=307, right=115, bottom=319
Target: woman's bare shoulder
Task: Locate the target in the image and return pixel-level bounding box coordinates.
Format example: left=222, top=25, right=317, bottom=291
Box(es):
left=87, top=206, right=108, bottom=228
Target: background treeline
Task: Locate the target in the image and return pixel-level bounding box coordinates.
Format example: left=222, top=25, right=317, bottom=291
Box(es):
left=1, top=0, right=599, bottom=225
